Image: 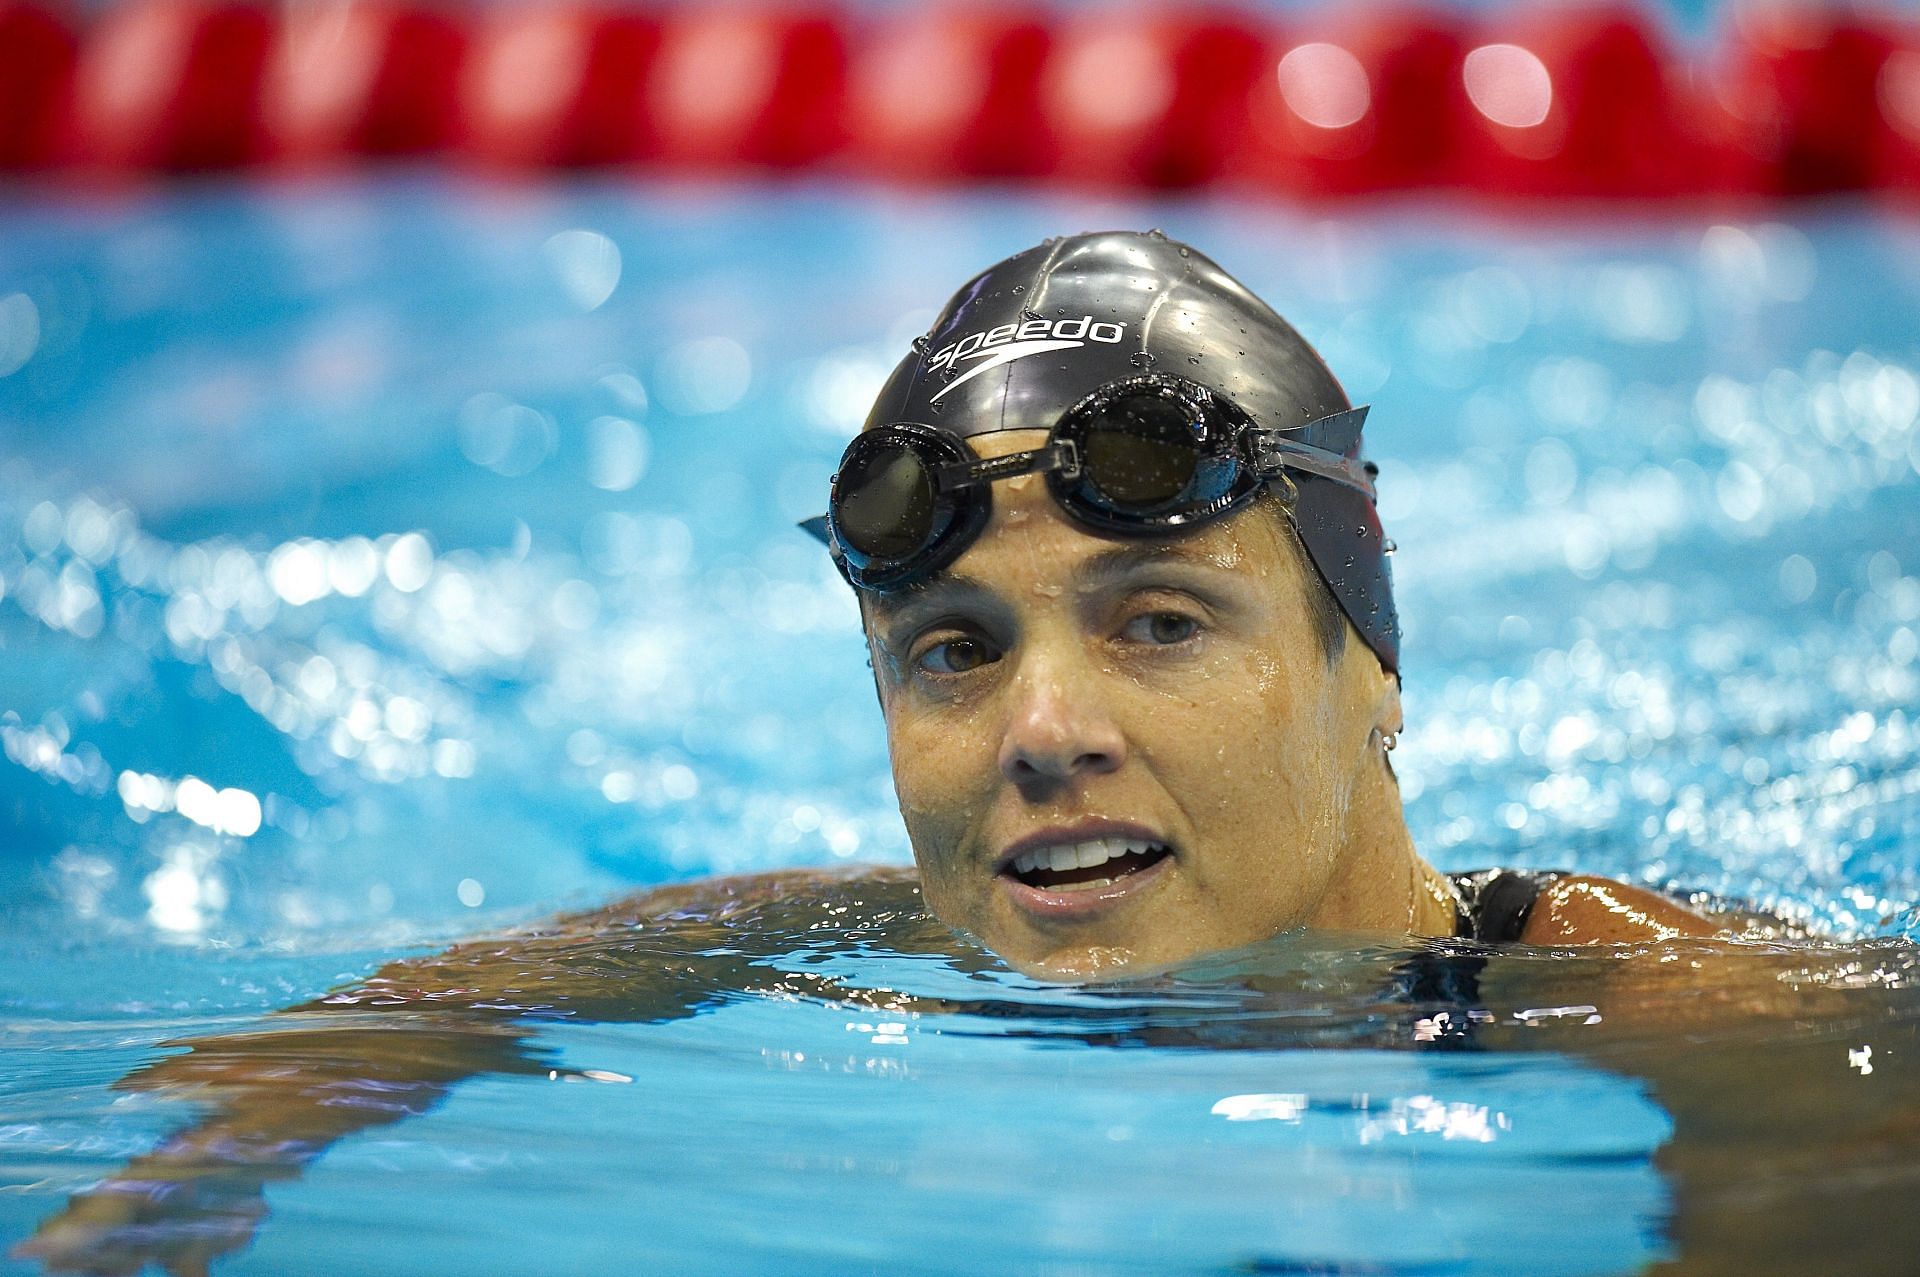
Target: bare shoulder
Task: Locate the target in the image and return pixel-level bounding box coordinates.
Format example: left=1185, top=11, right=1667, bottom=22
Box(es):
left=326, top=864, right=930, bottom=1014
left=553, top=863, right=923, bottom=934
left=1520, top=874, right=1723, bottom=944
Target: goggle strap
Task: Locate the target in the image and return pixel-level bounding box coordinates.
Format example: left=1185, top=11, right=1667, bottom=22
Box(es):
left=1246, top=430, right=1378, bottom=499
left=934, top=439, right=1080, bottom=492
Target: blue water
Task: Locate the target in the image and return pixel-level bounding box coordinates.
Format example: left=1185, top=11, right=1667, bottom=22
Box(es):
left=2, top=180, right=1919, bottom=1273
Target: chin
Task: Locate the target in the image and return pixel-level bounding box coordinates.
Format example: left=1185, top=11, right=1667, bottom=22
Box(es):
left=999, top=935, right=1180, bottom=983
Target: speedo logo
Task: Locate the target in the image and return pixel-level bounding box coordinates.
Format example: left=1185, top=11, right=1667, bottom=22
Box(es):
left=925, top=315, right=1127, bottom=401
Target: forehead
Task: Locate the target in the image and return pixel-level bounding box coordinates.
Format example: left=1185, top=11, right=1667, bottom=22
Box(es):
left=862, top=428, right=1300, bottom=620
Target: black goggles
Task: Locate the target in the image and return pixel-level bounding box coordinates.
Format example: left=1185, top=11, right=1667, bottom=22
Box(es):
left=807, top=374, right=1376, bottom=592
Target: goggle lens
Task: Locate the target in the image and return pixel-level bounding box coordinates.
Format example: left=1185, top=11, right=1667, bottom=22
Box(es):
left=1077, top=395, right=1200, bottom=507
left=835, top=441, right=939, bottom=560
left=1070, top=391, right=1246, bottom=515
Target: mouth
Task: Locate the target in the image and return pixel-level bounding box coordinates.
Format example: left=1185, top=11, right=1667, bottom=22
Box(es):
left=994, top=826, right=1175, bottom=917
left=1005, top=836, right=1172, bottom=891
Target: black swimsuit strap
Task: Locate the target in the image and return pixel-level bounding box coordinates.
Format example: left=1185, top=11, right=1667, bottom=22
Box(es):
left=1449, top=869, right=1565, bottom=944
left=1385, top=869, right=1567, bottom=1051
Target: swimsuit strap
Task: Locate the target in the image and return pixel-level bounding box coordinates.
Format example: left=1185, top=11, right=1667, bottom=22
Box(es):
left=1448, top=869, right=1567, bottom=944
left=1383, top=869, right=1567, bottom=1052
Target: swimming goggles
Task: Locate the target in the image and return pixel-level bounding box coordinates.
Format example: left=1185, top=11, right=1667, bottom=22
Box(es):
left=808, top=373, right=1376, bottom=592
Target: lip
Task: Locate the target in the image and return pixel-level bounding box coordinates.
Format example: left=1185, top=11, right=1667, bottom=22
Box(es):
left=992, top=819, right=1175, bottom=920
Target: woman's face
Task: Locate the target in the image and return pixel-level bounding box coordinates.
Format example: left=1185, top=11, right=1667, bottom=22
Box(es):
left=863, top=430, right=1398, bottom=978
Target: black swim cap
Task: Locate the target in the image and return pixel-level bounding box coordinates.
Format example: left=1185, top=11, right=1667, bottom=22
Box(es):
left=858, top=229, right=1400, bottom=674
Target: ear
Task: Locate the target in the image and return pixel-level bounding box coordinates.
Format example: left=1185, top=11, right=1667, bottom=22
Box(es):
left=1336, top=638, right=1401, bottom=759
left=1372, top=669, right=1403, bottom=738
left=1360, top=666, right=1403, bottom=782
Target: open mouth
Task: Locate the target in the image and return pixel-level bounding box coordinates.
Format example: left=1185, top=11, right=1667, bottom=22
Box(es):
left=1004, top=837, right=1173, bottom=893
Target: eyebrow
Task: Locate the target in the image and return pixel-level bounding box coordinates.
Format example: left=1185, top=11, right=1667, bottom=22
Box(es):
left=1074, top=540, right=1243, bottom=587
left=863, top=575, right=996, bottom=634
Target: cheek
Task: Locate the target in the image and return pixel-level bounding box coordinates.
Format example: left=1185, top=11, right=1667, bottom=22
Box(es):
left=885, top=708, right=997, bottom=933
left=1187, top=656, right=1343, bottom=833
left=883, top=701, right=995, bottom=854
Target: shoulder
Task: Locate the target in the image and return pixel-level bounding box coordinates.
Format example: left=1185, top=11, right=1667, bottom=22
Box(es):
left=565, top=864, right=922, bottom=931
left=354, top=865, right=928, bottom=1006
left=1519, top=874, right=1722, bottom=944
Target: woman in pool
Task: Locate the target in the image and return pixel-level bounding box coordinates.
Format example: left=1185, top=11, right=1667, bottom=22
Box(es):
left=20, top=231, right=1742, bottom=1272
left=804, top=229, right=1715, bottom=976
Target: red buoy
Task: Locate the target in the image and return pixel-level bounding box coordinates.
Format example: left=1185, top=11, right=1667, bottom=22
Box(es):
left=1713, top=5, right=1898, bottom=196
left=261, top=1, right=467, bottom=167
left=461, top=6, right=659, bottom=169
left=844, top=6, right=1055, bottom=180
left=66, top=0, right=276, bottom=172
left=1238, top=7, right=1469, bottom=197
left=0, top=3, right=77, bottom=170
left=1875, top=20, right=1920, bottom=198
left=1041, top=7, right=1264, bottom=190
left=1451, top=5, right=1702, bottom=199
left=646, top=7, right=846, bottom=171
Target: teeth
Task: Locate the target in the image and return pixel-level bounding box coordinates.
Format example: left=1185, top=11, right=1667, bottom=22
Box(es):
left=1010, top=838, right=1163, bottom=878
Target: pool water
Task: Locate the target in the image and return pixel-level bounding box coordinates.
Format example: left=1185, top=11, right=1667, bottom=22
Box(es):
left=2, top=180, right=1919, bottom=1274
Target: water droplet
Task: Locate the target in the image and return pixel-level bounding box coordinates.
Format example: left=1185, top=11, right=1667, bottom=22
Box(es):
left=1021, top=308, right=1042, bottom=322
left=1147, top=228, right=1167, bottom=238
left=1178, top=247, right=1190, bottom=257
left=1187, top=354, right=1203, bottom=364
left=1356, top=526, right=1367, bottom=536
left=1012, top=285, right=1024, bottom=294
left=1344, top=556, right=1355, bottom=568
left=929, top=399, right=944, bottom=414
left=911, top=335, right=929, bottom=354
left=1383, top=539, right=1397, bottom=555
left=1130, top=351, right=1157, bottom=369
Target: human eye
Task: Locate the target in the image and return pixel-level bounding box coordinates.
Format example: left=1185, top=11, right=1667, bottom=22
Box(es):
left=1119, top=608, right=1201, bottom=647
left=910, top=630, right=1003, bottom=677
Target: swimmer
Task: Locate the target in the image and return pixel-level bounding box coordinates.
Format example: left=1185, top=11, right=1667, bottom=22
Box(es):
left=805, top=229, right=1717, bottom=976
left=25, top=232, right=1893, bottom=1276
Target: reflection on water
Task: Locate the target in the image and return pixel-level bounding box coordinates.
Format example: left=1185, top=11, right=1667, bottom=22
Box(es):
left=2, top=184, right=1919, bottom=1271
left=8, top=871, right=1920, bottom=1275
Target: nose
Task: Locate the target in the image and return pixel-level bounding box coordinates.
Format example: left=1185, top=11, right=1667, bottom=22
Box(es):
left=996, top=659, right=1126, bottom=791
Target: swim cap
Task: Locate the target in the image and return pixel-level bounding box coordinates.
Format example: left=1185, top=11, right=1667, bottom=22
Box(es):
left=856, top=229, right=1400, bottom=673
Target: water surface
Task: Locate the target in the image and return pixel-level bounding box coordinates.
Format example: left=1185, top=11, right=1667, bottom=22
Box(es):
left=3, top=181, right=1919, bottom=1273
